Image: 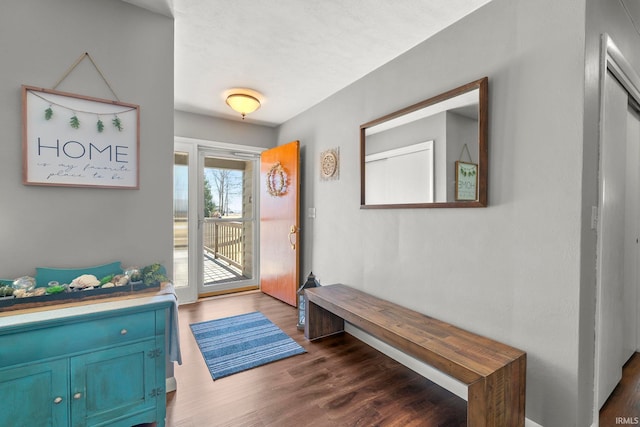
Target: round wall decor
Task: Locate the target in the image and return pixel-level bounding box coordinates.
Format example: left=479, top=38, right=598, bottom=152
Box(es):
left=320, top=148, right=340, bottom=181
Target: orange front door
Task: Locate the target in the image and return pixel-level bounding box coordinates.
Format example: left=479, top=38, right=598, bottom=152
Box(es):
left=259, top=141, right=300, bottom=306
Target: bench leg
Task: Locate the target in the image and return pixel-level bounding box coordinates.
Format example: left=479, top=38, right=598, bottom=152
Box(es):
left=467, top=356, right=526, bottom=427
left=305, top=299, right=344, bottom=340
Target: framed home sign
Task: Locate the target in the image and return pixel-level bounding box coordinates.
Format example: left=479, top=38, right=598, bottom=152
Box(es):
left=455, top=161, right=478, bottom=201
left=22, top=85, right=140, bottom=189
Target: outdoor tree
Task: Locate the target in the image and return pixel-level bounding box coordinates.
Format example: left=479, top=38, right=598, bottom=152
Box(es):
left=203, top=177, right=216, bottom=217
left=210, top=169, right=242, bottom=216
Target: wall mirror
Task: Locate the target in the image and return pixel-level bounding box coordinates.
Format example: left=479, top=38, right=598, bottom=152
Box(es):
left=360, top=77, right=488, bottom=208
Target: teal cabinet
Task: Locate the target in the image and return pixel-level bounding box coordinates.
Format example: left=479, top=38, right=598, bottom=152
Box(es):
left=0, top=297, right=172, bottom=427
left=0, top=359, right=68, bottom=426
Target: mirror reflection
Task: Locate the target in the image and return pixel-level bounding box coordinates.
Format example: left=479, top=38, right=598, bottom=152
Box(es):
left=360, top=77, right=487, bottom=208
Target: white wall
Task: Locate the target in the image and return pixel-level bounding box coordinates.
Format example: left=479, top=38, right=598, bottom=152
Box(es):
left=277, top=0, right=586, bottom=425
left=0, top=0, right=173, bottom=278
left=174, top=109, right=277, bottom=149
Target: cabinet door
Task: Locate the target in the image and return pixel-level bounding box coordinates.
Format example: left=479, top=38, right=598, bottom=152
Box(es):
left=70, top=339, right=160, bottom=427
left=0, top=359, right=68, bottom=427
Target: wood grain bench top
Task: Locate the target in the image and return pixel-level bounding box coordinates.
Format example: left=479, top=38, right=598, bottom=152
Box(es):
left=305, top=284, right=525, bottom=385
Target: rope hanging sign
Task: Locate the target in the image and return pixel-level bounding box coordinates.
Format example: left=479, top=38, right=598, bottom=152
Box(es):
left=458, top=143, right=473, bottom=163
left=21, top=52, right=140, bottom=189
left=53, top=52, right=121, bottom=101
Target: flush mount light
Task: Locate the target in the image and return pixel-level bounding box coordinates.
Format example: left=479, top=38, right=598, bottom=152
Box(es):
left=225, top=91, right=261, bottom=119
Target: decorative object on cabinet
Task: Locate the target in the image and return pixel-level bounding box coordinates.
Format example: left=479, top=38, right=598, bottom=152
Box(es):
left=0, top=261, right=167, bottom=312
left=0, top=295, right=174, bottom=427
left=320, top=147, right=340, bottom=181
left=360, top=77, right=488, bottom=208
left=0, top=286, right=13, bottom=298
left=141, top=263, right=169, bottom=286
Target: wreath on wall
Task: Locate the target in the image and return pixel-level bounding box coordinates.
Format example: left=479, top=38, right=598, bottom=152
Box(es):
left=266, top=162, right=289, bottom=197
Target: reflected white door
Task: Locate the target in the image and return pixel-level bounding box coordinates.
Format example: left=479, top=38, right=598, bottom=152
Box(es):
left=364, top=141, right=434, bottom=204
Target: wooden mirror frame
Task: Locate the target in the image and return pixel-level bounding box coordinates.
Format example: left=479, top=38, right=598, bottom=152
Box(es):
left=360, top=77, right=488, bottom=208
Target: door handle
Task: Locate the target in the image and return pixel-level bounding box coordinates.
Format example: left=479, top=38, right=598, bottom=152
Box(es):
left=288, top=225, right=298, bottom=250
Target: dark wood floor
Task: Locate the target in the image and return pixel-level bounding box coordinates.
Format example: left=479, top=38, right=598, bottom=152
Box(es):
left=600, top=352, right=640, bottom=427
left=166, top=291, right=467, bottom=427
left=166, top=291, right=640, bottom=427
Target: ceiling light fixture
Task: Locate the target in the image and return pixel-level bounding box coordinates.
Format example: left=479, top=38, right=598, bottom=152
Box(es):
left=225, top=91, right=261, bottom=119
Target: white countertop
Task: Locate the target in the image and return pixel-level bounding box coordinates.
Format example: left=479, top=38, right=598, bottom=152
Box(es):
left=0, top=292, right=175, bottom=328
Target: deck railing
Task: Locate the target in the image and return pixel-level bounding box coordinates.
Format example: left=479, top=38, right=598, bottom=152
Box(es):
left=203, top=219, right=243, bottom=269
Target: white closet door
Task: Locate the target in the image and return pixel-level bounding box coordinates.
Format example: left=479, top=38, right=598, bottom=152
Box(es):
left=596, top=71, right=629, bottom=409
left=628, top=105, right=640, bottom=355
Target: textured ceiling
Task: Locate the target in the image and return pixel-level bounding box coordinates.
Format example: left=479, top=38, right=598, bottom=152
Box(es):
left=125, top=0, right=494, bottom=126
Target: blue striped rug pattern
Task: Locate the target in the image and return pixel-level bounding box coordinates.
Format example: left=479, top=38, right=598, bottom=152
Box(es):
left=190, top=311, right=306, bottom=380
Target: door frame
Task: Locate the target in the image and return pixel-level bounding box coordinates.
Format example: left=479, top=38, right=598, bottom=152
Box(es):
left=594, top=33, right=640, bottom=419
left=173, top=136, right=265, bottom=304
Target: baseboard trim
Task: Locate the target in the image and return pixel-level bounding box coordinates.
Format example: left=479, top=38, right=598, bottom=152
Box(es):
left=345, top=324, right=468, bottom=398
left=166, top=376, right=177, bottom=393
left=345, top=323, right=544, bottom=427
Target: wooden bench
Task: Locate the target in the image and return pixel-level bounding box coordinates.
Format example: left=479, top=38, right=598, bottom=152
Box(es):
left=304, top=284, right=526, bottom=427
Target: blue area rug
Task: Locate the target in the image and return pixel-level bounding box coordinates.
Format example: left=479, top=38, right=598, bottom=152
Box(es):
left=190, top=311, right=306, bottom=380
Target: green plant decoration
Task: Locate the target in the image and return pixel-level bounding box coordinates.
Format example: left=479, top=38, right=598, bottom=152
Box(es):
left=460, top=167, right=477, bottom=177
left=45, top=107, right=53, bottom=121
left=46, top=285, right=66, bottom=295
left=97, top=118, right=104, bottom=133
left=141, top=263, right=168, bottom=286
left=70, top=115, right=80, bottom=129
left=99, top=274, right=114, bottom=285
left=112, top=116, right=123, bottom=131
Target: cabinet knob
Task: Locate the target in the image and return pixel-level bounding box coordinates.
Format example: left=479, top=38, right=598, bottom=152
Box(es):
left=73, top=392, right=82, bottom=400
left=53, top=396, right=63, bottom=404
left=120, top=329, right=128, bottom=335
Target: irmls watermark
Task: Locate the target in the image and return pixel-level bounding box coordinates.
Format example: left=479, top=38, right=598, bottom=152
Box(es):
left=616, top=416, right=640, bottom=425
